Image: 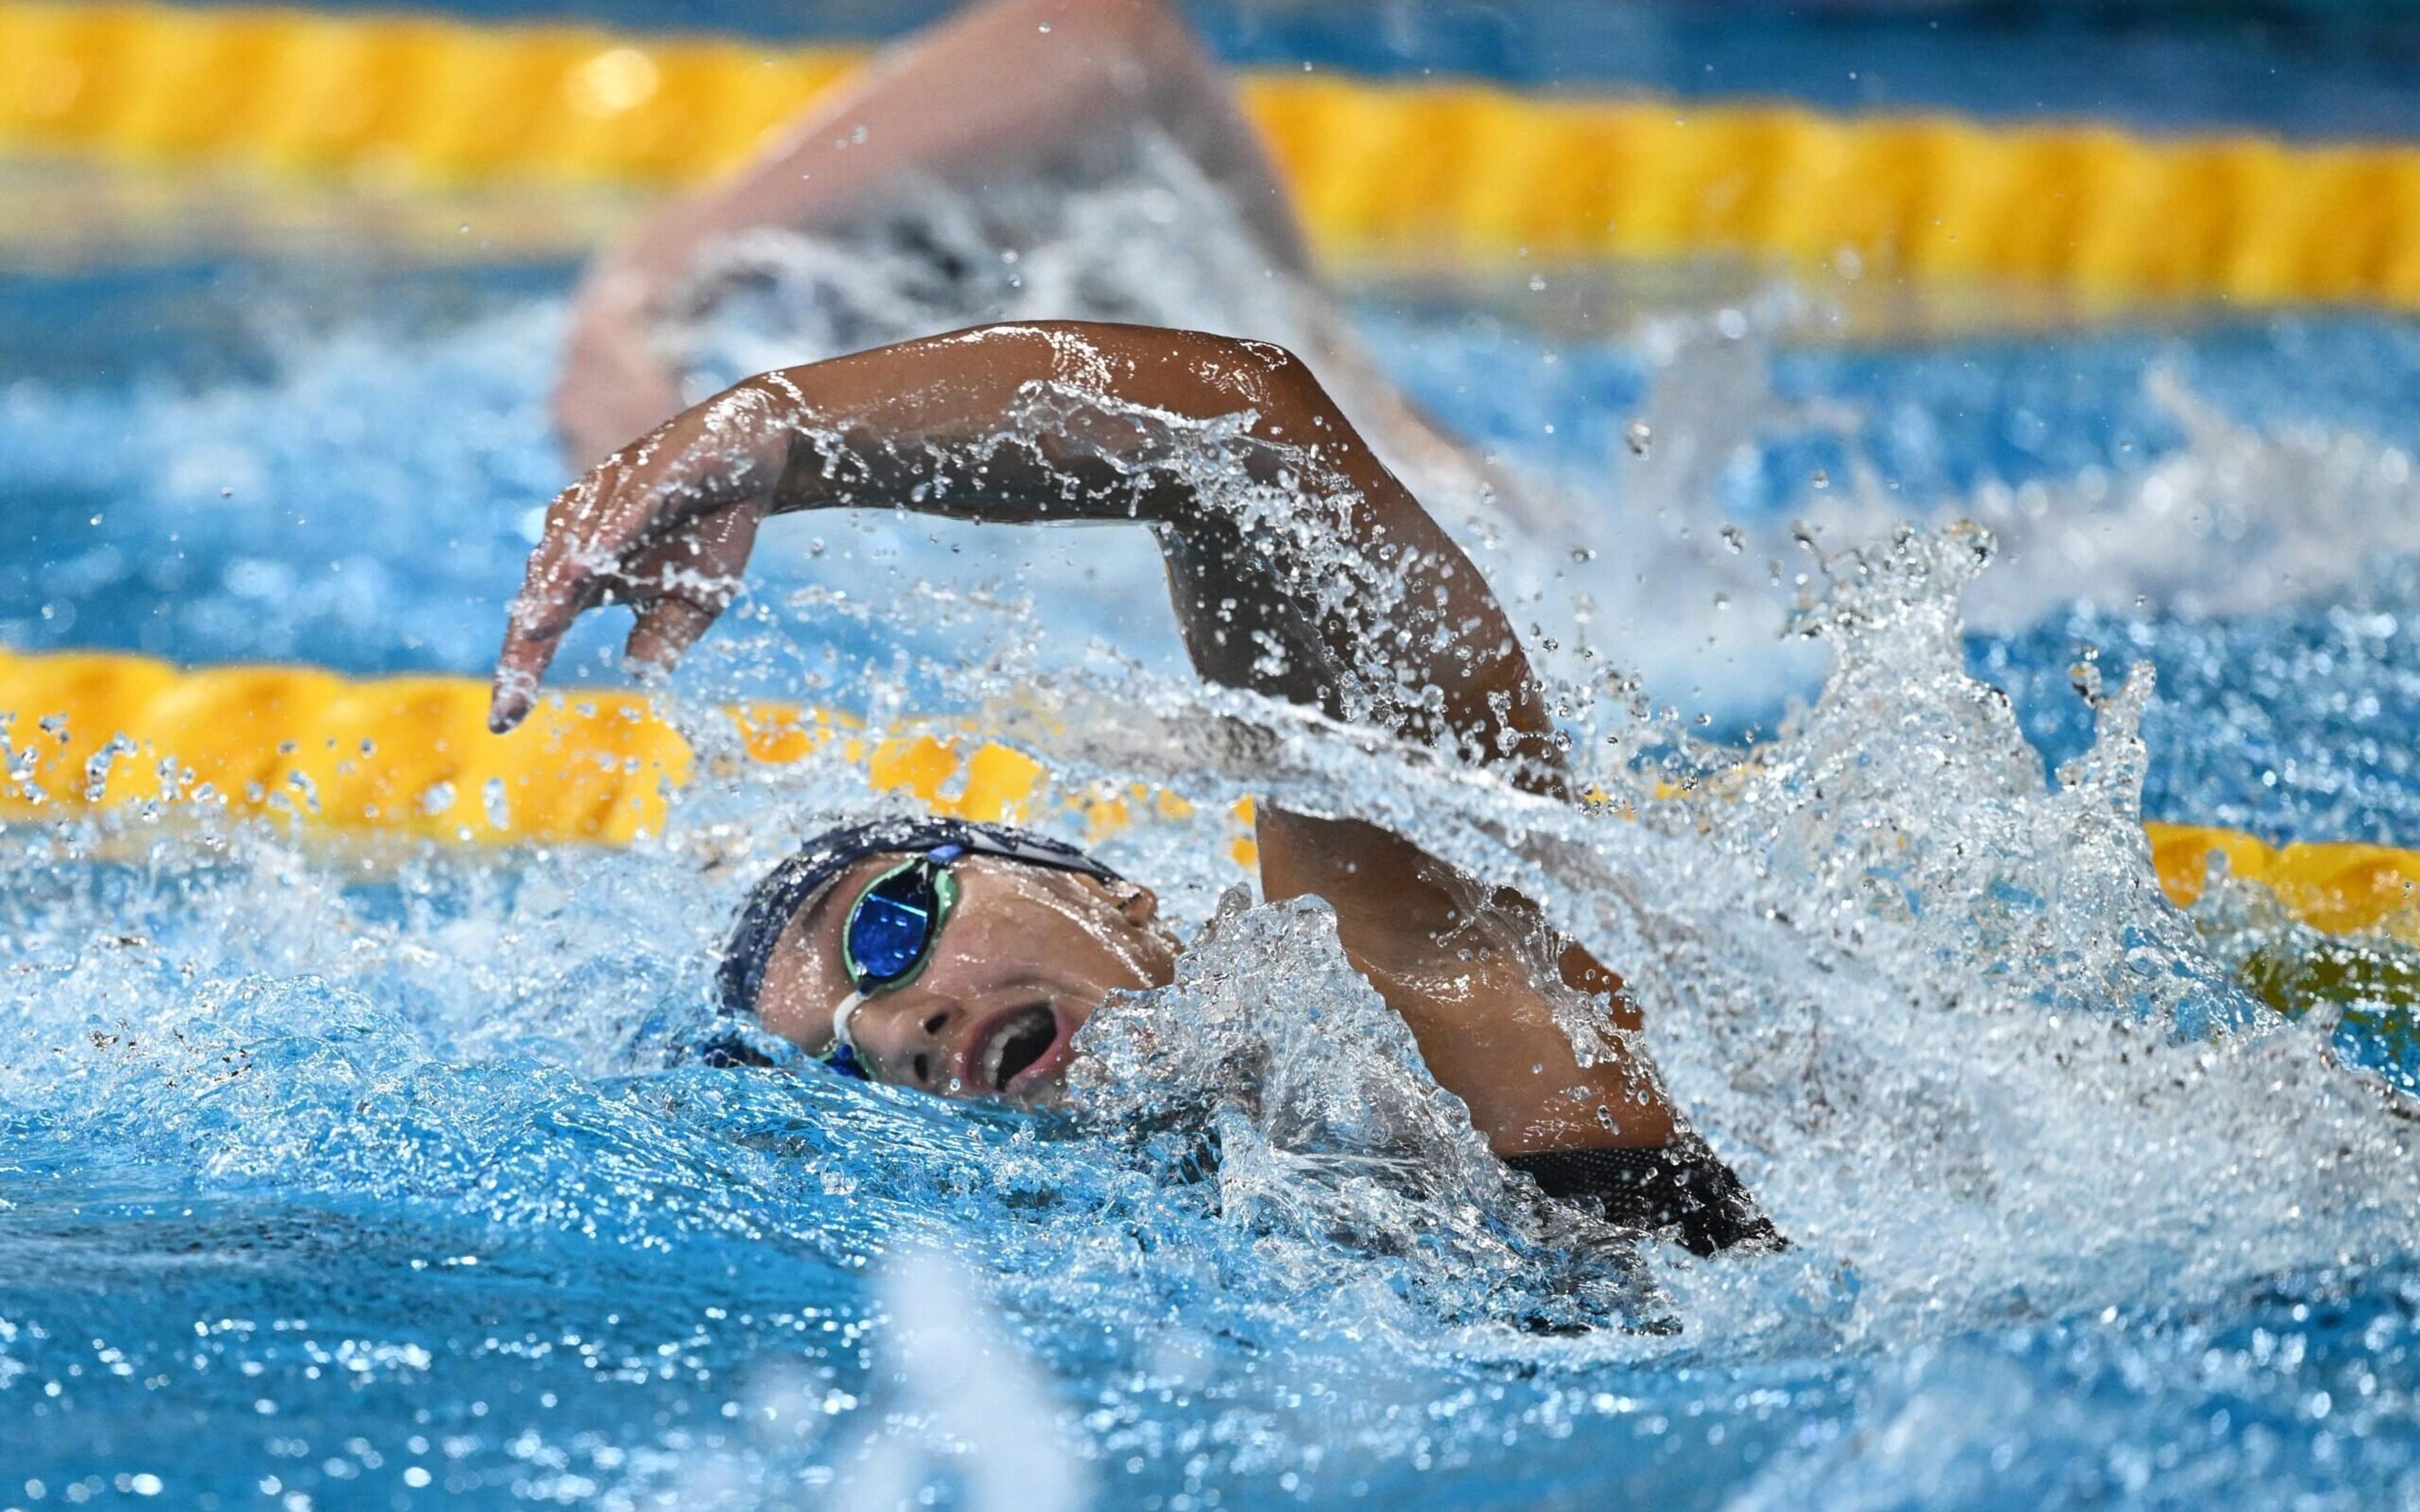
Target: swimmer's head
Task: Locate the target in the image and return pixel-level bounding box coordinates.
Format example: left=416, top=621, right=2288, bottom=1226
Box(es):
left=717, top=818, right=1180, bottom=1101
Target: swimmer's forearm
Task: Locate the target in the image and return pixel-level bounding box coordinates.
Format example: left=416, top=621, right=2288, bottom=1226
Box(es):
left=751, top=323, right=1357, bottom=524
left=742, top=323, right=1561, bottom=781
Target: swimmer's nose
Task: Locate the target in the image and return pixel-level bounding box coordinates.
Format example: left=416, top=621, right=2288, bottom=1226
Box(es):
left=850, top=999, right=957, bottom=1091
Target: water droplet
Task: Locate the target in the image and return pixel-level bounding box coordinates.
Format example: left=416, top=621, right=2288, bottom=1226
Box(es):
left=1623, top=420, right=1652, bottom=457
left=83, top=735, right=135, bottom=801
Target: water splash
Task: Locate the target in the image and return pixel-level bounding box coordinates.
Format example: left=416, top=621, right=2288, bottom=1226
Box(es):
left=1806, top=368, right=2420, bottom=633
left=9, top=197, right=2420, bottom=1506
left=4, top=491, right=2417, bottom=1504
left=834, top=1249, right=1090, bottom=1512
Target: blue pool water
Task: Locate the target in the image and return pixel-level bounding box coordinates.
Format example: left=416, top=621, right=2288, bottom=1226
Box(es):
left=4, top=166, right=2420, bottom=1512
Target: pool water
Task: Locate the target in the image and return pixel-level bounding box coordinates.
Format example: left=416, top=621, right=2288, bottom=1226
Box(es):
left=4, top=163, right=2420, bottom=1512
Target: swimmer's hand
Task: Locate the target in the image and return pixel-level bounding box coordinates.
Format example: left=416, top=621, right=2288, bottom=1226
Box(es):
left=491, top=387, right=790, bottom=733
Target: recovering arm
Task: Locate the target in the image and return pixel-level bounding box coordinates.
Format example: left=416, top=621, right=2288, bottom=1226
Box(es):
left=497, top=320, right=1564, bottom=789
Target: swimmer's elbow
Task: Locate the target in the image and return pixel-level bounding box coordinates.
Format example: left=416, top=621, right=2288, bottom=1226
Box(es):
left=1140, top=327, right=1332, bottom=420
left=918, top=321, right=1327, bottom=413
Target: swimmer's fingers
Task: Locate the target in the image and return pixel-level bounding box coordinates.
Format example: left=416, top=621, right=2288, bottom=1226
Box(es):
left=481, top=469, right=634, bottom=735
left=624, top=599, right=719, bottom=679
left=491, top=570, right=591, bottom=733
left=490, top=453, right=716, bottom=731
left=619, top=503, right=763, bottom=679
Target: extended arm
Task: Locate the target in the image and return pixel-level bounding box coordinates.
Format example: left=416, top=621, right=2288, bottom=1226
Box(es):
left=498, top=321, right=1562, bottom=789
left=556, top=0, right=1308, bottom=466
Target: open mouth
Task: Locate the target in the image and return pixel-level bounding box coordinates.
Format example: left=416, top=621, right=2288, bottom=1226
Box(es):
left=972, top=1003, right=1063, bottom=1094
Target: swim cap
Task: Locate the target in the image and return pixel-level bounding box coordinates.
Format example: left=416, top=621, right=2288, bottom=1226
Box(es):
left=714, top=815, right=1121, bottom=1024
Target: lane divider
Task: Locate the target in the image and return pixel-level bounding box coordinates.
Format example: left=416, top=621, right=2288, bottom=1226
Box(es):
left=0, top=646, right=2410, bottom=938
left=0, top=645, right=1250, bottom=861
left=1, top=1, right=2417, bottom=306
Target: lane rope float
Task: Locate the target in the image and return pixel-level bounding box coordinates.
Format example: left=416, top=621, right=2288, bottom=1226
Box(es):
left=0, top=644, right=1245, bottom=862
left=0, top=645, right=2411, bottom=939
left=0, top=0, right=2416, bottom=308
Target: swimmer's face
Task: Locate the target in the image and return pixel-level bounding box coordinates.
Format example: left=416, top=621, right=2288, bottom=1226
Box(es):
left=752, top=853, right=1181, bottom=1102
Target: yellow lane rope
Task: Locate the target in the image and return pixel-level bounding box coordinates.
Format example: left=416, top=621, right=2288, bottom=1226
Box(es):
left=1, top=646, right=2411, bottom=939
left=2, top=1, right=2417, bottom=307
left=0, top=644, right=1232, bottom=855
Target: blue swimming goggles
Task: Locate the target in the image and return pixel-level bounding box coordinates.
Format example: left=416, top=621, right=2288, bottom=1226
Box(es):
left=711, top=817, right=1127, bottom=1079
left=819, top=845, right=967, bottom=1080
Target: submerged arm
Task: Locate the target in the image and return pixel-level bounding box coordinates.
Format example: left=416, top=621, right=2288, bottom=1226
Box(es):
left=498, top=321, right=1562, bottom=787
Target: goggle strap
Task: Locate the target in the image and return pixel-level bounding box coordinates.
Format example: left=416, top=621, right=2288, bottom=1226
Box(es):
left=815, top=988, right=872, bottom=1079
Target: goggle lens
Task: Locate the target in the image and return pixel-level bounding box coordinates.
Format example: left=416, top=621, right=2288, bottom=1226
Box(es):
left=843, top=858, right=957, bottom=990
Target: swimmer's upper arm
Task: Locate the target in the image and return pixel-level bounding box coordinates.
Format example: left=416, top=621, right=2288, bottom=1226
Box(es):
left=1252, top=804, right=1672, bottom=1155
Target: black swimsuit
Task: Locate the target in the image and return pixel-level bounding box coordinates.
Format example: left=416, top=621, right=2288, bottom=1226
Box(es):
left=1502, top=1137, right=1780, bottom=1256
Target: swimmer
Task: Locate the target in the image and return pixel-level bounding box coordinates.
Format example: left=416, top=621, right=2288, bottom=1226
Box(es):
left=493, top=320, right=1777, bottom=1257
left=555, top=0, right=1531, bottom=528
